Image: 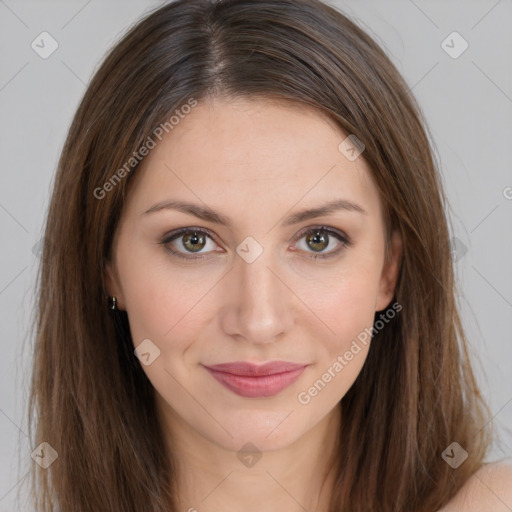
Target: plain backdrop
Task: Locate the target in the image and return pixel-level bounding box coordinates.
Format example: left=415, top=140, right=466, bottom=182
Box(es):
left=0, top=0, right=511, bottom=510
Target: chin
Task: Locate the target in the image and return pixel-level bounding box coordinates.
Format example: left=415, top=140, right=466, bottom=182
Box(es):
left=206, top=408, right=310, bottom=452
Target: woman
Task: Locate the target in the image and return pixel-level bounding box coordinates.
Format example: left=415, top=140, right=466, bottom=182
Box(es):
left=28, top=0, right=512, bottom=510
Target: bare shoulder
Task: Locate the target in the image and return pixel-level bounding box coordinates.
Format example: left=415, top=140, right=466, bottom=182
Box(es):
left=440, top=462, right=512, bottom=512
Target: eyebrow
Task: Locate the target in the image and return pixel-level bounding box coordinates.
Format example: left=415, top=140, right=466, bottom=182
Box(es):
left=142, top=198, right=367, bottom=226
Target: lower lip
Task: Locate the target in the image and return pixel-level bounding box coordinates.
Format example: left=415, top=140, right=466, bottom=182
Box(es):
left=204, top=366, right=307, bottom=398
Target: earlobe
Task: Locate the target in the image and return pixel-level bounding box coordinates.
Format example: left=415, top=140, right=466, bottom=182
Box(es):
left=105, top=261, right=124, bottom=309
left=375, top=230, right=402, bottom=312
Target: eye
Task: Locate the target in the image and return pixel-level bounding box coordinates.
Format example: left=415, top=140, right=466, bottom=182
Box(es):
left=292, top=226, right=351, bottom=259
left=160, top=227, right=220, bottom=261
left=160, top=225, right=351, bottom=262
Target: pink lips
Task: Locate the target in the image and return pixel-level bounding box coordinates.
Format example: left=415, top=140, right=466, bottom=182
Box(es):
left=203, top=361, right=308, bottom=398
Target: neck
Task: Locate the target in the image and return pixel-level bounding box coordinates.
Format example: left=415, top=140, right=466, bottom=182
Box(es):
left=158, top=401, right=341, bottom=512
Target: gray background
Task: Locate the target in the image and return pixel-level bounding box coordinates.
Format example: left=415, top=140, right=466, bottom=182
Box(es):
left=1, top=0, right=511, bottom=510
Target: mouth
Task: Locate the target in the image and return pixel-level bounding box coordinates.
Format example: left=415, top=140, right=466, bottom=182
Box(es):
left=202, top=361, right=309, bottom=398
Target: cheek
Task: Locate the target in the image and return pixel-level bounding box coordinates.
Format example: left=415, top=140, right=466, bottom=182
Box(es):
left=294, top=275, right=377, bottom=410
left=289, top=228, right=385, bottom=339
left=295, top=243, right=384, bottom=395
left=116, top=231, right=212, bottom=338
left=306, top=263, right=382, bottom=346
left=311, top=282, right=375, bottom=390
left=316, top=274, right=377, bottom=322
left=119, top=263, right=214, bottom=410
left=123, top=271, right=208, bottom=349
left=119, top=261, right=227, bottom=383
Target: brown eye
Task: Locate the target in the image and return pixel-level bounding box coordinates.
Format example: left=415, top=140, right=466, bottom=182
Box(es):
left=305, top=230, right=330, bottom=252
left=294, top=226, right=351, bottom=259
left=182, top=231, right=206, bottom=252
left=160, top=228, right=218, bottom=260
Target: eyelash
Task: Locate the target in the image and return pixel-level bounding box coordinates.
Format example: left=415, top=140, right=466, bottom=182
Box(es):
left=159, top=225, right=352, bottom=262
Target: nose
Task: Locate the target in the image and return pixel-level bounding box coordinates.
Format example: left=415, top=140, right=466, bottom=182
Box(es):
left=218, top=250, right=295, bottom=344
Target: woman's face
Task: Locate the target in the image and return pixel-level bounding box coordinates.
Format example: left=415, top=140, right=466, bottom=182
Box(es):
left=106, top=96, right=401, bottom=453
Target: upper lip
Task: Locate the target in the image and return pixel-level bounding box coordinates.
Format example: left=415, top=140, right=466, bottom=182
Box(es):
left=203, top=361, right=309, bottom=376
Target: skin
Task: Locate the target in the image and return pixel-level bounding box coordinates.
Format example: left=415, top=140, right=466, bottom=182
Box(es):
left=105, top=95, right=512, bottom=510
left=105, top=94, right=405, bottom=511
left=441, top=463, right=512, bottom=511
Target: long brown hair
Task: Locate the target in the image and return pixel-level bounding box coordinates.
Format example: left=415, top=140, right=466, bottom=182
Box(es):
left=27, top=0, right=492, bottom=510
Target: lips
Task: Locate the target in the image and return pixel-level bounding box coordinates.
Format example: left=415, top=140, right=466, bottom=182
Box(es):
left=205, top=361, right=307, bottom=376
left=203, top=361, right=308, bottom=398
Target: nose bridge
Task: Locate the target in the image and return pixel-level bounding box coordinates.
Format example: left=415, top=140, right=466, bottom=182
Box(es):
left=219, top=245, right=294, bottom=343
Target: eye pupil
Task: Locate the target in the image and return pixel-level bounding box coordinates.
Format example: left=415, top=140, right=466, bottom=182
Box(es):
left=306, top=230, right=329, bottom=252
left=183, top=231, right=206, bottom=252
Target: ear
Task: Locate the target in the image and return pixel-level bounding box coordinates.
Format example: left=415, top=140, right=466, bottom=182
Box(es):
left=375, top=229, right=402, bottom=312
left=105, top=260, right=125, bottom=310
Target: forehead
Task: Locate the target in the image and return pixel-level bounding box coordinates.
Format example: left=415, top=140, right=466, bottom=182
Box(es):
left=125, top=96, right=381, bottom=220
